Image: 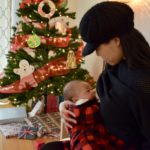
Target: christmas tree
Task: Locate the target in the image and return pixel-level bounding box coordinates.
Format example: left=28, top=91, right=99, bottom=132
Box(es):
left=0, top=0, right=94, bottom=108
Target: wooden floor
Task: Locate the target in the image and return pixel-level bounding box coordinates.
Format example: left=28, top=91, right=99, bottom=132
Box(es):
left=0, top=99, right=61, bottom=150
left=0, top=133, right=59, bottom=150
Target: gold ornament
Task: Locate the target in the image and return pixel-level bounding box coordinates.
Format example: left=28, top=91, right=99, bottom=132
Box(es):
left=66, top=50, right=77, bottom=69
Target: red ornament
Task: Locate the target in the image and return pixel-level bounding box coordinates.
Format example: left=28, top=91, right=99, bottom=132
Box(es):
left=54, top=0, right=68, bottom=8
left=20, top=3, right=26, bottom=9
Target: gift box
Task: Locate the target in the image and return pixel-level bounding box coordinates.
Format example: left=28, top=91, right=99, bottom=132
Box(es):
left=28, top=95, right=59, bottom=114
left=25, top=112, right=61, bottom=138
left=18, top=126, right=38, bottom=140
left=0, top=122, right=27, bottom=138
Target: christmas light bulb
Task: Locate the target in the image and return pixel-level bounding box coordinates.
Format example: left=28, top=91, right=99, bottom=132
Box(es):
left=33, top=97, right=36, bottom=101
left=50, top=83, right=53, bottom=86
left=78, top=35, right=81, bottom=39
left=50, top=91, right=54, bottom=94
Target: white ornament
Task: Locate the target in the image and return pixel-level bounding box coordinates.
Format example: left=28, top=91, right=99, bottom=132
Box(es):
left=23, top=47, right=36, bottom=58
left=55, top=20, right=67, bottom=35
left=48, top=50, right=56, bottom=58
left=16, top=23, right=22, bottom=33
left=38, top=0, right=56, bottom=18
left=49, top=16, right=69, bottom=29
left=13, top=59, right=38, bottom=89
left=13, top=59, right=35, bottom=79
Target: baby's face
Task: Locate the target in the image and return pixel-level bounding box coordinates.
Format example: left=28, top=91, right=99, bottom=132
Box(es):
left=77, top=82, right=95, bottom=100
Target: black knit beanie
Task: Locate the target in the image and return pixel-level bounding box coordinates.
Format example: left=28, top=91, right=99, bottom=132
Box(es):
left=79, top=1, right=134, bottom=56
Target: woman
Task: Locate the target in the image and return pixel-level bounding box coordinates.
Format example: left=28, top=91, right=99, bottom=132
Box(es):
left=42, top=1, right=150, bottom=150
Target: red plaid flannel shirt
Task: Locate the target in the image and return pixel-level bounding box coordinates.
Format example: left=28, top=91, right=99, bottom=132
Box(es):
left=63, top=98, right=134, bottom=150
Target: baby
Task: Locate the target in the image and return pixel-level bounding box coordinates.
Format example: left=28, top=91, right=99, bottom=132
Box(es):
left=63, top=80, right=124, bottom=150
left=63, top=80, right=96, bottom=105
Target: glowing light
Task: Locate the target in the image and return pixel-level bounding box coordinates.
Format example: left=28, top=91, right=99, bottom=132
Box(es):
left=110, top=0, right=129, bottom=2
left=109, top=0, right=143, bottom=8
left=32, top=97, right=36, bottom=101
left=50, top=91, right=54, bottom=94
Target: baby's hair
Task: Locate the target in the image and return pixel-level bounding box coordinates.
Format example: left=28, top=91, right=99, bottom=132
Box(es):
left=63, top=80, right=85, bottom=101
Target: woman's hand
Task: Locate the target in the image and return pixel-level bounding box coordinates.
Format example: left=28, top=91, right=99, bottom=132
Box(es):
left=59, top=101, right=77, bottom=128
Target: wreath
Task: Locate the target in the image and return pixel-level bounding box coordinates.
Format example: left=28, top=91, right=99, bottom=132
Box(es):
left=38, top=0, right=56, bottom=18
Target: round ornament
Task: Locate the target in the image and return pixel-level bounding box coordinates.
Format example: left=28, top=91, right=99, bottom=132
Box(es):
left=38, top=0, right=56, bottom=18
left=27, top=34, right=41, bottom=48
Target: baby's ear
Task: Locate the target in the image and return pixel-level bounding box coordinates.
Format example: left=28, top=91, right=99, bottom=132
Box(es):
left=72, top=96, right=77, bottom=103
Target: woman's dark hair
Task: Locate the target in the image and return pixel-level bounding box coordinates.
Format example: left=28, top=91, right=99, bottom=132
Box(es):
left=120, top=28, right=150, bottom=69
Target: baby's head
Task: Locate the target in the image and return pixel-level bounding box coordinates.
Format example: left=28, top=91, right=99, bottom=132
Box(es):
left=63, top=80, right=95, bottom=103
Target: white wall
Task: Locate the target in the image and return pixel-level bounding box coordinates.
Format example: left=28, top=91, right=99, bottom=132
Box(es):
left=131, top=0, right=150, bottom=44
left=76, top=0, right=105, bottom=81
left=67, top=0, right=104, bottom=81
left=11, top=0, right=21, bottom=28
left=0, top=0, right=11, bottom=74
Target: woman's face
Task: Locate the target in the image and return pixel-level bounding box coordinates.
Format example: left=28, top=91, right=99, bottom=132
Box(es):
left=96, top=37, right=124, bottom=65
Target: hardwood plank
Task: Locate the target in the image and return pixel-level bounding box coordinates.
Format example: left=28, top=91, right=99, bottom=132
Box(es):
left=0, top=133, right=59, bottom=150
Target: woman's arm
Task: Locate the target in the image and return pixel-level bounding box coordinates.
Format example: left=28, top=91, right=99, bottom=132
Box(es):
left=131, top=76, right=150, bottom=149
left=59, top=101, right=77, bottom=128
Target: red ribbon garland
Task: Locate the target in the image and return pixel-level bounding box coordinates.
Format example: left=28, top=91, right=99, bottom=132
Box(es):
left=20, top=0, right=65, bottom=9
left=3, top=0, right=85, bottom=95
left=0, top=57, right=69, bottom=93
left=11, top=29, right=72, bottom=52
left=0, top=40, right=84, bottom=94
left=20, top=0, right=43, bottom=8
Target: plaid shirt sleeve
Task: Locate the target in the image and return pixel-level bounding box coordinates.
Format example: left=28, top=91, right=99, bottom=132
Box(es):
left=70, top=99, right=103, bottom=125
left=68, top=99, right=109, bottom=150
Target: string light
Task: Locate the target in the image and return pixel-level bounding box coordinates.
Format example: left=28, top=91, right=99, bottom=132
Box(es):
left=41, top=75, right=45, bottom=79
left=32, top=97, right=36, bottom=101
left=109, top=0, right=130, bottom=2
left=109, top=0, right=146, bottom=14
left=109, top=0, right=143, bottom=6
left=50, top=91, right=54, bottom=94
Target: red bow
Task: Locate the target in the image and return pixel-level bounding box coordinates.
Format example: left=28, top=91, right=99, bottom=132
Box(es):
left=18, top=127, right=36, bottom=139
